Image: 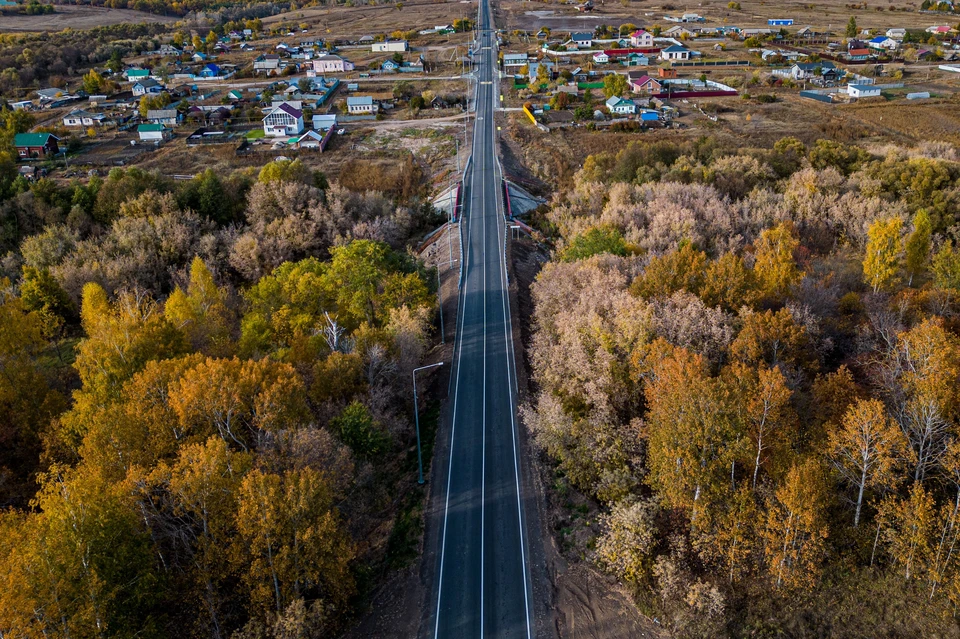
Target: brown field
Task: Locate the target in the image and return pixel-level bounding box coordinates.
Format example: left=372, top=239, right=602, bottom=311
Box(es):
left=0, top=5, right=176, bottom=32
left=499, top=0, right=946, bottom=33
left=264, top=0, right=476, bottom=38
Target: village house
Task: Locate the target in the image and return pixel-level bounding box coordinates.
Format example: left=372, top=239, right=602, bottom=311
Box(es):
left=527, top=60, right=555, bottom=82
left=848, top=83, right=881, bottom=98
left=780, top=60, right=838, bottom=80
left=312, top=114, right=338, bottom=131
left=262, top=102, right=305, bottom=137
left=503, top=53, right=528, bottom=72
left=630, top=29, right=654, bottom=47
left=624, top=52, right=650, bottom=66
left=868, top=36, right=899, bottom=51
left=132, top=78, right=164, bottom=96
left=295, top=130, right=327, bottom=150
left=741, top=28, right=775, bottom=37
left=664, top=25, right=696, bottom=38
left=373, top=40, right=408, bottom=52
left=199, top=63, right=223, bottom=78
left=593, top=52, right=610, bottom=64
left=927, top=25, right=954, bottom=35
left=660, top=45, right=691, bottom=61
left=254, top=54, right=282, bottom=75
left=346, top=96, right=378, bottom=114
left=628, top=72, right=662, bottom=93
left=886, top=27, right=907, bottom=39
left=62, top=109, right=106, bottom=127
left=847, top=47, right=872, bottom=61
left=125, top=68, right=151, bottom=81
left=313, top=54, right=355, bottom=73
left=605, top=95, right=637, bottom=115
left=14, top=133, right=59, bottom=159
left=137, top=123, right=172, bottom=142
left=159, top=44, right=182, bottom=56
left=146, top=109, right=182, bottom=126
left=571, top=32, right=593, bottom=48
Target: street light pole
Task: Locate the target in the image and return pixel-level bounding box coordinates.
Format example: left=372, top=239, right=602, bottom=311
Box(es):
left=413, top=362, right=444, bottom=484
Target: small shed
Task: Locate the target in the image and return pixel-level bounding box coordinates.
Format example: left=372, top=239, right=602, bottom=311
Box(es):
left=137, top=123, right=172, bottom=141
left=847, top=83, right=881, bottom=98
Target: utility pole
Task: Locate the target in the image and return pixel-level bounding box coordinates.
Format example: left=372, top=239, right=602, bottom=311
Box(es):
left=412, top=362, right=444, bottom=484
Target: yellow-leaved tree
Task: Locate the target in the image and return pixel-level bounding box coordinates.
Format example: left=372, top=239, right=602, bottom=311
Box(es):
left=753, top=222, right=802, bottom=301
left=827, top=398, right=908, bottom=527
left=763, top=459, right=828, bottom=590
left=165, top=257, right=236, bottom=357
left=863, top=215, right=904, bottom=293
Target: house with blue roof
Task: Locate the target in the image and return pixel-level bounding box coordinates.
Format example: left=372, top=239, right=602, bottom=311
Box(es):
left=571, top=32, right=593, bottom=48
left=199, top=63, right=222, bottom=78
left=660, top=45, right=691, bottom=61
left=868, top=36, right=899, bottom=51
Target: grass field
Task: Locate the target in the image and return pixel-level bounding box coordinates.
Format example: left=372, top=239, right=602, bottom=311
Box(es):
left=264, top=0, right=476, bottom=38
left=0, top=5, right=175, bottom=32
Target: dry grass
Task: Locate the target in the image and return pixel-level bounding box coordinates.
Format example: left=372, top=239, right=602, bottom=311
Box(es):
left=263, top=0, right=476, bottom=38
left=499, top=0, right=941, bottom=33
left=0, top=5, right=175, bottom=32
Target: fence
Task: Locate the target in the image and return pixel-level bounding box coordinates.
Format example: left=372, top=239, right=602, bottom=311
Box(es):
left=671, top=60, right=751, bottom=67
left=652, top=90, right=738, bottom=98
left=799, top=90, right=834, bottom=103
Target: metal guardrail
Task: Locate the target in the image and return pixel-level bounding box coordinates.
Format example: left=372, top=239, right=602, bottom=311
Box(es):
left=458, top=156, right=471, bottom=290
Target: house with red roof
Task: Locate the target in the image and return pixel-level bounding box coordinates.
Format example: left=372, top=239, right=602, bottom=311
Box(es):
left=628, top=72, right=662, bottom=94
left=630, top=29, right=654, bottom=47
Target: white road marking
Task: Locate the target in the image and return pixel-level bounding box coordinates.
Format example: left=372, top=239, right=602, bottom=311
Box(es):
left=490, top=42, right=534, bottom=639
left=433, top=64, right=482, bottom=638
left=479, top=82, right=488, bottom=636
left=434, top=3, right=534, bottom=636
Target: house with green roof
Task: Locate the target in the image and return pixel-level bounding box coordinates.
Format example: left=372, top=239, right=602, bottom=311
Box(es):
left=125, top=68, right=151, bottom=81
left=137, top=123, right=172, bottom=141
left=13, top=133, right=59, bottom=159
left=0, top=0, right=19, bottom=9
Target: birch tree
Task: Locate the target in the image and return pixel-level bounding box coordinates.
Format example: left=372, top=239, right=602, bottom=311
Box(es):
left=763, top=460, right=829, bottom=589
left=827, top=398, right=908, bottom=527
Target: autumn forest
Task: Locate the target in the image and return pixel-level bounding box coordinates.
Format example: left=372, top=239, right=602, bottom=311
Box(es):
left=526, top=136, right=960, bottom=637
left=0, top=106, right=442, bottom=638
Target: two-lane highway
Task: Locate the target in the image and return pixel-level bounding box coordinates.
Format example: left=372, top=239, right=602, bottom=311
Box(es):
left=426, top=0, right=535, bottom=635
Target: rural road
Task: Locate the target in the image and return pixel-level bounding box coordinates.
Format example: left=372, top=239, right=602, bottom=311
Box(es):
left=424, top=0, right=536, bottom=635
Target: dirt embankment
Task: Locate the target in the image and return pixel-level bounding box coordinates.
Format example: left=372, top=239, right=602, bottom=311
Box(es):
left=509, top=233, right=667, bottom=639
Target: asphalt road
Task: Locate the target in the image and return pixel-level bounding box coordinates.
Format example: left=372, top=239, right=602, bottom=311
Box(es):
left=426, top=0, right=535, bottom=635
